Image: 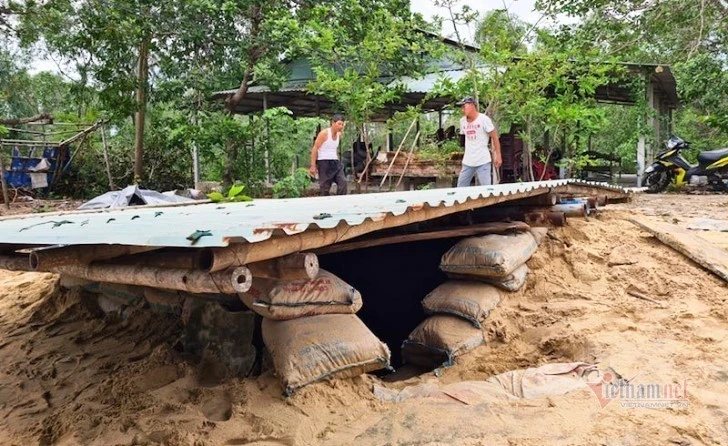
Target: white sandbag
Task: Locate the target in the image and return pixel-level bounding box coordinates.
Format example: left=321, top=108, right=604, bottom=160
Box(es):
left=401, top=315, right=484, bottom=368
left=440, top=232, right=537, bottom=278
left=421, top=280, right=501, bottom=328
left=484, top=264, right=529, bottom=292
left=239, top=270, right=362, bottom=320
left=263, top=314, right=390, bottom=395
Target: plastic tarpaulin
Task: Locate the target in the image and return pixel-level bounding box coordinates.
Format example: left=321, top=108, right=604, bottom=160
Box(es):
left=78, top=185, right=194, bottom=210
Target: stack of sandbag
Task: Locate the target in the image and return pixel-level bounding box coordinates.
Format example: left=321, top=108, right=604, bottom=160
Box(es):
left=402, top=229, right=547, bottom=369
left=402, top=280, right=500, bottom=368
left=439, top=231, right=539, bottom=292
left=241, top=269, right=390, bottom=396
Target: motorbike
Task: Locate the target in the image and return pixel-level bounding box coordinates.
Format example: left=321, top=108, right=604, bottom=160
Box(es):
left=643, top=135, right=728, bottom=193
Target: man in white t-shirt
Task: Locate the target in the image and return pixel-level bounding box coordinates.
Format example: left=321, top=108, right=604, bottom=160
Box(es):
left=456, top=96, right=502, bottom=187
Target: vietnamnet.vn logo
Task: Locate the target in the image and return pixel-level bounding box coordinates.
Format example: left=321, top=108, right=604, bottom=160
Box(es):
left=585, top=369, right=689, bottom=409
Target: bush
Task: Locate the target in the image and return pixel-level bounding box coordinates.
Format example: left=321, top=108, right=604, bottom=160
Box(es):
left=272, top=168, right=313, bottom=198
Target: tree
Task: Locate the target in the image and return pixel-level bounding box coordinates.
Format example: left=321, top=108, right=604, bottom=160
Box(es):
left=15, top=0, right=302, bottom=185
left=536, top=0, right=728, bottom=137
left=298, top=0, right=439, bottom=186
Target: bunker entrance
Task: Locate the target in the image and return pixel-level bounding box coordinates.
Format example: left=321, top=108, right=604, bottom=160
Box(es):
left=319, top=237, right=458, bottom=368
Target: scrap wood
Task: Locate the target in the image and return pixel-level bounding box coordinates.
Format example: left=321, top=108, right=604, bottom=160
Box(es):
left=395, top=130, right=421, bottom=189
left=625, top=285, right=666, bottom=308
left=629, top=217, right=728, bottom=284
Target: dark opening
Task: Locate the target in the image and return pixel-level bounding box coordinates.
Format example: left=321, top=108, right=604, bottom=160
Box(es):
left=319, top=237, right=458, bottom=367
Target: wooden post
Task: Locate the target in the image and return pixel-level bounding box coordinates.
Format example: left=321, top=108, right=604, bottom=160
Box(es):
left=387, top=105, right=394, bottom=151
left=0, top=150, right=9, bottom=210
left=263, top=93, right=271, bottom=185
left=134, top=36, right=150, bottom=184
left=646, top=74, right=657, bottom=162
left=637, top=136, right=646, bottom=187
left=191, top=112, right=200, bottom=190
left=100, top=124, right=115, bottom=190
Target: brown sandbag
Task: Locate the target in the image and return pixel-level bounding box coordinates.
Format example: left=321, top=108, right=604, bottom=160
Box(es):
left=440, top=232, right=537, bottom=278
left=421, top=280, right=501, bottom=328
left=263, top=314, right=391, bottom=395
left=239, top=270, right=362, bottom=320
left=484, top=263, right=529, bottom=292
left=402, top=315, right=484, bottom=369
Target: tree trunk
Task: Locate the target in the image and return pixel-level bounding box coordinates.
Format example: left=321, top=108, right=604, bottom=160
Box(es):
left=523, top=119, right=534, bottom=182
left=134, top=37, right=150, bottom=184
left=222, top=4, right=262, bottom=187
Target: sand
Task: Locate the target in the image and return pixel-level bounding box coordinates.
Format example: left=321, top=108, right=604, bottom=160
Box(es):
left=1, top=193, right=728, bottom=445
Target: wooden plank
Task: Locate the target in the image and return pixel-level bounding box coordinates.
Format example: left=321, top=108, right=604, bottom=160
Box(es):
left=313, top=221, right=530, bottom=255
left=630, top=217, right=728, bottom=283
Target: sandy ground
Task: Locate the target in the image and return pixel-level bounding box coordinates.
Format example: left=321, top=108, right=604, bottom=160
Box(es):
left=1, top=193, right=728, bottom=445
left=0, top=199, right=83, bottom=217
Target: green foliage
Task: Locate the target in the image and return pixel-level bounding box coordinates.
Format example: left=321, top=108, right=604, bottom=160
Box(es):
left=272, top=168, right=313, bottom=198
left=674, top=55, right=728, bottom=133
left=208, top=184, right=252, bottom=203
left=300, top=1, right=439, bottom=126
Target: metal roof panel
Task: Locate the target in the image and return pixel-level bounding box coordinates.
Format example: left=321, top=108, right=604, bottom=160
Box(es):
left=0, top=180, right=629, bottom=249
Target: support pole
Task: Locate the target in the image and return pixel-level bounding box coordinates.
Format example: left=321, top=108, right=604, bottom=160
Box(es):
left=191, top=112, right=200, bottom=190
left=637, top=136, right=646, bottom=187
left=100, top=124, right=115, bottom=190
left=30, top=245, right=160, bottom=272
left=0, top=150, right=9, bottom=210
left=54, top=263, right=252, bottom=294
left=246, top=252, right=319, bottom=280
left=0, top=255, right=28, bottom=271
left=263, top=93, right=271, bottom=185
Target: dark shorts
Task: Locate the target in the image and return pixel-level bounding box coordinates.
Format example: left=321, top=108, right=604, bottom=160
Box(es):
left=317, top=160, right=347, bottom=196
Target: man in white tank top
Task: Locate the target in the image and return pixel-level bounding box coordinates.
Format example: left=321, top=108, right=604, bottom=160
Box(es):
left=310, top=114, right=347, bottom=195
left=456, top=96, right=502, bottom=187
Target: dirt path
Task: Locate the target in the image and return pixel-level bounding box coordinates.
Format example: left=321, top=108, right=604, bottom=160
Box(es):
left=0, top=193, right=727, bottom=445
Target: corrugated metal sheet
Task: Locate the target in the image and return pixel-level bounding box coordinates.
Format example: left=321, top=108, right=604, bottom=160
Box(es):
left=214, top=68, right=472, bottom=97
left=389, top=69, right=470, bottom=94
left=0, top=180, right=629, bottom=249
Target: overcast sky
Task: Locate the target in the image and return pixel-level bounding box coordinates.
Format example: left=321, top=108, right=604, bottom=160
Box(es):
left=411, top=0, right=546, bottom=42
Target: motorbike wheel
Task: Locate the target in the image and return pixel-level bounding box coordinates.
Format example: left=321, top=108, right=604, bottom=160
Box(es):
left=644, top=170, right=671, bottom=193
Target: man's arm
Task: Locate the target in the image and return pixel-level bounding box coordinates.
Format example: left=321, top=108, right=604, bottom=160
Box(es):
left=309, top=131, right=326, bottom=176
left=490, top=129, right=502, bottom=168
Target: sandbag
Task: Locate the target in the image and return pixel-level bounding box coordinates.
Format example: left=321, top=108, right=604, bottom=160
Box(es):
left=421, top=280, right=501, bottom=328
left=263, top=314, right=390, bottom=395
left=484, top=264, right=529, bottom=292
left=402, top=315, right=484, bottom=368
left=440, top=232, right=537, bottom=278
left=530, top=227, right=550, bottom=245
left=239, top=270, right=362, bottom=320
